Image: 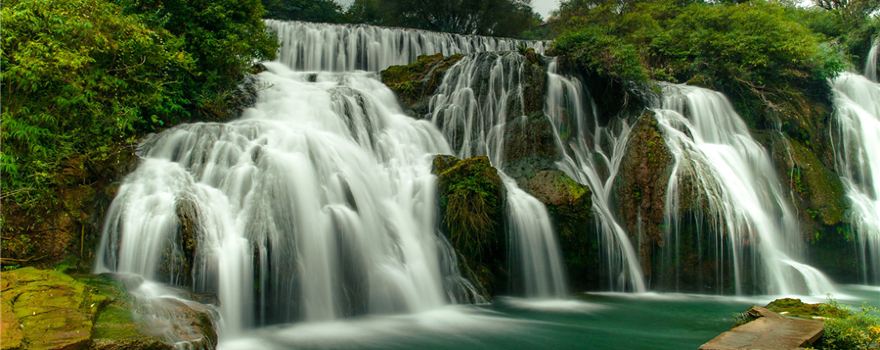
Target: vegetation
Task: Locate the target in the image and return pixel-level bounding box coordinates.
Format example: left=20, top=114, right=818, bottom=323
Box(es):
left=261, top=0, right=546, bottom=39
left=764, top=298, right=880, bottom=350
left=262, top=0, right=349, bottom=23
left=1, top=0, right=276, bottom=264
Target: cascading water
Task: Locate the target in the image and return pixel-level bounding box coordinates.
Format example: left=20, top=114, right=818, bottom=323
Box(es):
left=96, top=63, right=481, bottom=337
left=543, top=60, right=647, bottom=292
left=428, top=52, right=568, bottom=297
left=651, top=84, right=835, bottom=295
left=267, top=20, right=545, bottom=72
left=866, top=39, right=878, bottom=82
left=830, top=72, right=880, bottom=284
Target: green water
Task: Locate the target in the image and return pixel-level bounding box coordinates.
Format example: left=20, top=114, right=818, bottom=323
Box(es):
left=222, top=286, right=879, bottom=350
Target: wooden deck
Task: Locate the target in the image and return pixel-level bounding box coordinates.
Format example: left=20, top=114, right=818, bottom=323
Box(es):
left=700, top=307, right=824, bottom=350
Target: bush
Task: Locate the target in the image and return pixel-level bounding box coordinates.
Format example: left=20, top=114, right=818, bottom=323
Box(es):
left=820, top=303, right=880, bottom=350
left=1, top=0, right=193, bottom=209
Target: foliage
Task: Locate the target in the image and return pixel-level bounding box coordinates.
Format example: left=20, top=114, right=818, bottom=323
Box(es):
left=1, top=0, right=192, bottom=210
left=261, top=0, right=349, bottom=23
left=819, top=302, right=880, bottom=349
left=551, top=27, right=647, bottom=85
left=118, top=0, right=278, bottom=119
left=548, top=0, right=849, bottom=132
left=348, top=0, right=543, bottom=38
left=1, top=0, right=276, bottom=233
left=761, top=298, right=880, bottom=349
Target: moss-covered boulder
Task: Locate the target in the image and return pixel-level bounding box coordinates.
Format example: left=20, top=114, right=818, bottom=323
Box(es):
left=612, top=113, right=673, bottom=280
left=766, top=134, right=858, bottom=283
left=380, top=53, right=463, bottom=116
left=0, top=268, right=217, bottom=350
left=520, top=170, right=594, bottom=290
left=433, top=155, right=507, bottom=297
left=502, top=113, right=563, bottom=182
left=0, top=268, right=169, bottom=350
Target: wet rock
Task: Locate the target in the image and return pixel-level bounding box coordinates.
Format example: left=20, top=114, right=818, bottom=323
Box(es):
left=433, top=155, right=507, bottom=297
left=381, top=53, right=463, bottom=116
left=0, top=268, right=169, bottom=350
left=521, top=170, right=593, bottom=290
left=612, top=112, right=673, bottom=280
left=502, top=113, right=563, bottom=182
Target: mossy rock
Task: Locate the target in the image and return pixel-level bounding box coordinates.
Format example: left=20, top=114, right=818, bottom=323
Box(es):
left=502, top=113, right=563, bottom=182
left=771, top=135, right=847, bottom=228
left=0, top=267, right=171, bottom=350
left=521, top=170, right=594, bottom=290
left=612, top=112, right=673, bottom=279
left=380, top=53, right=463, bottom=116
left=433, top=155, right=507, bottom=297
left=765, top=298, right=849, bottom=320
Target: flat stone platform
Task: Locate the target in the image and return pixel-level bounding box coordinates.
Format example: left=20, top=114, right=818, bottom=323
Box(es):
left=700, top=306, right=823, bottom=350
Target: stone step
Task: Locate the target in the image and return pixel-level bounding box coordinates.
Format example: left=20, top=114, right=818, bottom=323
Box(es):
left=700, top=306, right=824, bottom=350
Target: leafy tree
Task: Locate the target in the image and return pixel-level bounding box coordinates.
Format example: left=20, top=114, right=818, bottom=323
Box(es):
left=347, top=0, right=542, bottom=38
left=1, top=0, right=193, bottom=208
left=117, top=0, right=278, bottom=119
left=261, top=0, right=349, bottom=23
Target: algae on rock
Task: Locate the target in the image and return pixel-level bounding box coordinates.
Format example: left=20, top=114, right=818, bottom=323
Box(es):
left=433, top=155, right=507, bottom=297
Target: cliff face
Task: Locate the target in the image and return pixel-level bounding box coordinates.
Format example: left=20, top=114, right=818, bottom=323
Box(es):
left=385, top=49, right=864, bottom=293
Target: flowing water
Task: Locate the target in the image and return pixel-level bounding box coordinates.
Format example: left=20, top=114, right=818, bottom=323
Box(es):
left=830, top=72, right=880, bottom=284
left=96, top=63, right=482, bottom=338
left=266, top=20, right=544, bottom=72
left=428, top=52, right=568, bottom=297
left=866, top=39, right=878, bottom=82
left=544, top=60, right=647, bottom=292
left=92, top=19, right=880, bottom=348
left=652, top=84, right=835, bottom=295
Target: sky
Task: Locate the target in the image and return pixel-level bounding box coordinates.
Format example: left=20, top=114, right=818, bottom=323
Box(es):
left=333, top=0, right=562, bottom=19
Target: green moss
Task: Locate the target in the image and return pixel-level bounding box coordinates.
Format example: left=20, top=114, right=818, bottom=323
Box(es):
left=433, top=155, right=506, bottom=296
left=785, top=138, right=847, bottom=227
left=380, top=53, right=463, bottom=112
left=766, top=298, right=849, bottom=319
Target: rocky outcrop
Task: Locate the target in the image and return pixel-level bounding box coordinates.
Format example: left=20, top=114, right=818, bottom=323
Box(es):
left=520, top=170, right=594, bottom=290
left=767, top=134, right=858, bottom=283
left=380, top=54, right=463, bottom=116
left=612, top=113, right=673, bottom=281
left=502, top=113, right=563, bottom=182
left=433, top=155, right=507, bottom=297
left=1, top=148, right=137, bottom=272
left=0, top=268, right=217, bottom=350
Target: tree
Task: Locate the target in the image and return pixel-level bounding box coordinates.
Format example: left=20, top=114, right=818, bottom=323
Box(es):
left=261, top=0, right=348, bottom=23
left=347, top=0, right=541, bottom=38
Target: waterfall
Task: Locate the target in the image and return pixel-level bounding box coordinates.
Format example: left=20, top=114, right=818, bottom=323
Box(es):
left=544, top=59, right=647, bottom=292
left=96, top=64, right=481, bottom=335
left=267, top=20, right=545, bottom=72
left=428, top=52, right=568, bottom=297
left=830, top=72, right=880, bottom=284
left=866, top=39, right=878, bottom=82
left=652, top=84, right=835, bottom=295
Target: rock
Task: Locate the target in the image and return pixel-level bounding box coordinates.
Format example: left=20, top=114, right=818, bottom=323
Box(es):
left=433, top=155, right=507, bottom=297
left=612, top=112, right=673, bottom=281
left=521, top=170, right=594, bottom=290
left=381, top=53, right=463, bottom=116
left=701, top=306, right=824, bottom=350
left=1, top=267, right=98, bottom=349
left=0, top=267, right=218, bottom=350
left=502, top=113, right=563, bottom=182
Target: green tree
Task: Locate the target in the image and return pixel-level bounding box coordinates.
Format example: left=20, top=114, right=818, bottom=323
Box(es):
left=261, top=0, right=349, bottom=23
left=348, top=0, right=541, bottom=38
left=118, top=0, right=278, bottom=119
left=1, top=0, right=193, bottom=209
